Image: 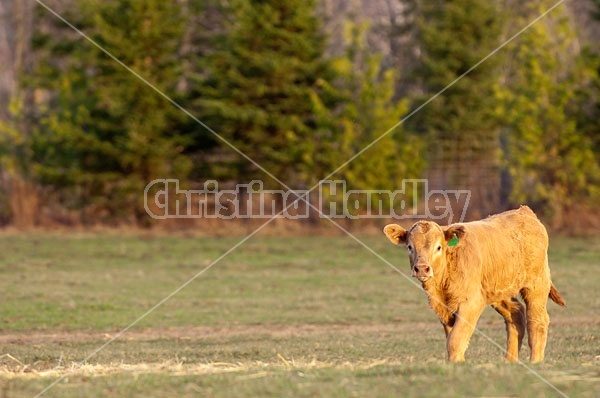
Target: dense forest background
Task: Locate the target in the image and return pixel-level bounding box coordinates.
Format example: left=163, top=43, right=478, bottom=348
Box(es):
left=0, top=0, right=598, bottom=232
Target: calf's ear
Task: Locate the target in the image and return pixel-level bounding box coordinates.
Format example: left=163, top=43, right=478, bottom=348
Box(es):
left=383, top=224, right=408, bottom=245
left=443, top=225, right=465, bottom=243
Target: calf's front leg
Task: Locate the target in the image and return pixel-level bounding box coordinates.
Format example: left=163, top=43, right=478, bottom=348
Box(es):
left=446, top=304, right=485, bottom=362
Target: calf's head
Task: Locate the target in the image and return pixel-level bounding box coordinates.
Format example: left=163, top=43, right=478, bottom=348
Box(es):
left=383, top=221, right=465, bottom=282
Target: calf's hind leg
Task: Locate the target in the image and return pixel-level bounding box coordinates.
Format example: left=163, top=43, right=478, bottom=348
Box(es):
left=522, top=288, right=550, bottom=363
left=492, top=298, right=526, bottom=362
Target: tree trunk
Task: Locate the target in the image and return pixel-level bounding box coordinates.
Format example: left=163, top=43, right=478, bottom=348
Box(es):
left=9, top=174, right=38, bottom=228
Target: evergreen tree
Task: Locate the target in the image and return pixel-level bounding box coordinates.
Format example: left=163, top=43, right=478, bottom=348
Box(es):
left=581, top=0, right=600, bottom=154
left=412, top=0, right=505, bottom=217
left=195, top=0, right=335, bottom=188
left=496, top=2, right=600, bottom=228
left=176, top=0, right=228, bottom=174
left=30, top=0, right=190, bottom=223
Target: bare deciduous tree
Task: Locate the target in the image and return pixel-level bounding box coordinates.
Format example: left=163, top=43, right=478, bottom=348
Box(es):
left=0, top=0, right=38, bottom=228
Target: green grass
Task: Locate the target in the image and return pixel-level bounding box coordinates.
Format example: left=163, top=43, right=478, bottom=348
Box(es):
left=0, top=233, right=598, bottom=397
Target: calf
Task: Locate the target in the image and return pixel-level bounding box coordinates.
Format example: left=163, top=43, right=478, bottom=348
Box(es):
left=384, top=206, right=565, bottom=362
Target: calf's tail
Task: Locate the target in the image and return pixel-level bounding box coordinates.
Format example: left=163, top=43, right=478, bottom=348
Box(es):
left=549, top=284, right=566, bottom=306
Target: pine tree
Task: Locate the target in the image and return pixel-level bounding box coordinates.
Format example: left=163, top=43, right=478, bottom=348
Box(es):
left=496, top=2, right=600, bottom=228
left=195, top=0, right=335, bottom=188
left=412, top=0, right=505, bottom=218
left=30, top=0, right=190, bottom=224
left=581, top=0, right=600, bottom=155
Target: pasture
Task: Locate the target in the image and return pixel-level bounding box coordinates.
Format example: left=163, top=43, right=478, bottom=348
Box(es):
left=0, top=233, right=597, bottom=397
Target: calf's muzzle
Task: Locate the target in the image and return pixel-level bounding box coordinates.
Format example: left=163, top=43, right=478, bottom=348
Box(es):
left=413, top=263, right=432, bottom=280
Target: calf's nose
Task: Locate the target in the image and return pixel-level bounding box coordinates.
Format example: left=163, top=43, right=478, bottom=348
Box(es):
left=414, top=264, right=431, bottom=274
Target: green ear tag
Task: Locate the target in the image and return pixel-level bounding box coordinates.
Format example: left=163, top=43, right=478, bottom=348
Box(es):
left=448, top=233, right=459, bottom=247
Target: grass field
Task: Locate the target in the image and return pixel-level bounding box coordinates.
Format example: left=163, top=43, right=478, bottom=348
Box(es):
left=0, top=232, right=598, bottom=397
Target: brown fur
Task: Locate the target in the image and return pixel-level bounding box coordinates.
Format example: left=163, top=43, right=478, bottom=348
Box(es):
left=384, top=206, right=565, bottom=362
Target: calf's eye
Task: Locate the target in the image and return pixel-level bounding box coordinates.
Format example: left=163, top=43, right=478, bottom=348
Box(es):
left=407, top=245, right=413, bottom=252
left=437, top=245, right=442, bottom=251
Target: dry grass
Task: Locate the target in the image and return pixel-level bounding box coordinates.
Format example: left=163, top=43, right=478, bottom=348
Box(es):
left=0, top=356, right=406, bottom=380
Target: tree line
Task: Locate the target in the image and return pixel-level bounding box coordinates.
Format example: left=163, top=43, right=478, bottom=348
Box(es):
left=0, top=0, right=598, bottom=231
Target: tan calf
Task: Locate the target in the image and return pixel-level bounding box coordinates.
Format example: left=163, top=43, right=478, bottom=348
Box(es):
left=384, top=206, right=565, bottom=362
